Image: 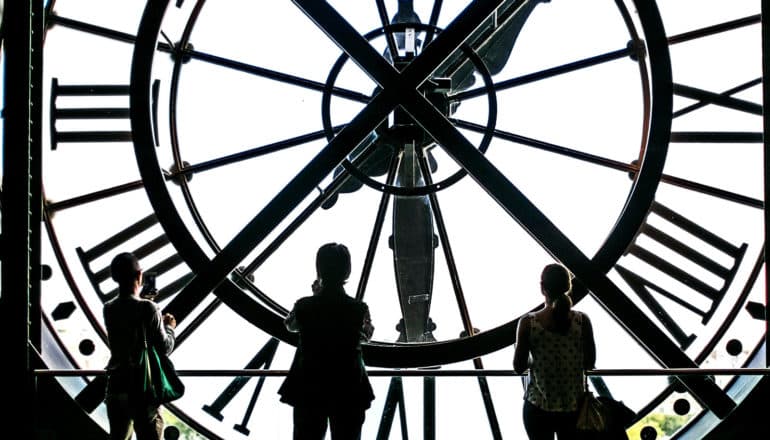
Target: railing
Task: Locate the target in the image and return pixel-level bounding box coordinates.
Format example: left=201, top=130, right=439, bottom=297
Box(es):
left=33, top=368, right=770, bottom=440
left=33, top=367, right=770, bottom=377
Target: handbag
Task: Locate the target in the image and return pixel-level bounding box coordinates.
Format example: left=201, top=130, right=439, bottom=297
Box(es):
left=576, top=390, right=607, bottom=432
left=139, top=325, right=185, bottom=405
left=576, top=379, right=636, bottom=435
left=576, top=314, right=635, bottom=435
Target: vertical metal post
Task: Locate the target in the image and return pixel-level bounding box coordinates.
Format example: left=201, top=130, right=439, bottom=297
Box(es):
left=763, top=0, right=770, bottom=368
left=30, top=0, right=44, bottom=354
left=1, top=0, right=38, bottom=436
left=423, top=376, right=435, bottom=440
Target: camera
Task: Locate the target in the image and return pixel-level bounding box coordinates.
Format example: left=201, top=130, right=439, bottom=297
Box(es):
left=140, top=272, right=158, bottom=300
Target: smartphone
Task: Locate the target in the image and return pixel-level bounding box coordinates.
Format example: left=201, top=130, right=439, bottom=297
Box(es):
left=140, top=272, right=158, bottom=299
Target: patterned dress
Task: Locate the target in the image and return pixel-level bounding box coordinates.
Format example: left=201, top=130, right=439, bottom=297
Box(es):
left=525, top=312, right=586, bottom=412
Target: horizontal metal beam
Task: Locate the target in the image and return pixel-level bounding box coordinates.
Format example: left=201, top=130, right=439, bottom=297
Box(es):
left=34, top=368, right=770, bottom=377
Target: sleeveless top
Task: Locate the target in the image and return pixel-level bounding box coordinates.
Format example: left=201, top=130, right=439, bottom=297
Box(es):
left=525, top=311, right=585, bottom=412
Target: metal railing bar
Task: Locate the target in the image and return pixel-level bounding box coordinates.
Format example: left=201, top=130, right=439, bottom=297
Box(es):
left=33, top=368, right=770, bottom=377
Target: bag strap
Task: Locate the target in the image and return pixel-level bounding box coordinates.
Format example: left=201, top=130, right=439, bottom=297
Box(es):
left=138, top=302, right=149, bottom=350
left=577, top=312, right=590, bottom=393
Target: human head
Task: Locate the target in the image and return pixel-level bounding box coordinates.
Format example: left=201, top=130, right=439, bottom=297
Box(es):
left=316, top=243, right=351, bottom=287
left=110, top=252, right=142, bottom=290
left=540, top=263, right=572, bottom=302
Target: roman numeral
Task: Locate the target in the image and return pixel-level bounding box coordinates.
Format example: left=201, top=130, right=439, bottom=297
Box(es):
left=202, top=338, right=280, bottom=435
left=615, top=201, right=747, bottom=349
left=76, top=213, right=193, bottom=302
left=670, top=79, right=762, bottom=144
left=49, top=78, right=160, bottom=149
left=49, top=78, right=131, bottom=150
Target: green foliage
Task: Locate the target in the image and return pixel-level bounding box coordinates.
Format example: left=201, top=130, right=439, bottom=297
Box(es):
left=163, top=409, right=210, bottom=440
left=626, top=412, right=692, bottom=439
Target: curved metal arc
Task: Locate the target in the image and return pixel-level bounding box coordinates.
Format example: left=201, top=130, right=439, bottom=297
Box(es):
left=615, top=0, right=652, bottom=165
left=166, top=0, right=216, bottom=270
left=322, top=24, right=498, bottom=196
left=392, top=49, right=736, bottom=416
left=131, top=0, right=291, bottom=343
left=41, top=203, right=108, bottom=343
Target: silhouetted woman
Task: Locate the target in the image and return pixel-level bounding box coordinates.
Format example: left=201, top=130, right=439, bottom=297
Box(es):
left=513, top=263, right=596, bottom=440
left=278, top=243, right=375, bottom=440
left=103, top=252, right=177, bottom=440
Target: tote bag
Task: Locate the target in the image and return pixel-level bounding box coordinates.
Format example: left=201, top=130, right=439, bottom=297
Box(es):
left=139, top=326, right=185, bottom=405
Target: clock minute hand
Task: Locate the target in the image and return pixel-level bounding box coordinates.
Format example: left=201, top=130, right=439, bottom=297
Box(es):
left=397, top=85, right=736, bottom=420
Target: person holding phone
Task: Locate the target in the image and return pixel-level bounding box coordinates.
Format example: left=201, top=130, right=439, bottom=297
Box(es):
left=140, top=272, right=158, bottom=300
left=103, top=252, right=177, bottom=440
left=278, top=243, right=375, bottom=440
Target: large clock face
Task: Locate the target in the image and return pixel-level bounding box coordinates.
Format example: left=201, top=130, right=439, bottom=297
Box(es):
left=36, top=1, right=764, bottom=439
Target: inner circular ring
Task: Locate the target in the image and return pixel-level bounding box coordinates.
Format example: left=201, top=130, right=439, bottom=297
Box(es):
left=321, top=23, right=498, bottom=197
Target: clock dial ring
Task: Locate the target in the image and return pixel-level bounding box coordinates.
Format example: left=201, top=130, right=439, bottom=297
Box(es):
left=32, top=0, right=766, bottom=438
left=129, top=0, right=677, bottom=368
left=320, top=22, right=499, bottom=197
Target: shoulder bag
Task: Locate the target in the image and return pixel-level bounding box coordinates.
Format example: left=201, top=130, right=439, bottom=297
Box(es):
left=575, top=313, right=635, bottom=436
left=139, top=325, right=185, bottom=405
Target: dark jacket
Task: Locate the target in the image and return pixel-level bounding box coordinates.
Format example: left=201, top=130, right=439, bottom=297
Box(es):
left=103, top=294, right=175, bottom=396
left=278, top=288, right=375, bottom=410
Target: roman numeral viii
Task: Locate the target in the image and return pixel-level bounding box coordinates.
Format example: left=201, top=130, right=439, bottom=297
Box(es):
left=76, top=213, right=193, bottom=303
left=615, top=201, right=747, bottom=349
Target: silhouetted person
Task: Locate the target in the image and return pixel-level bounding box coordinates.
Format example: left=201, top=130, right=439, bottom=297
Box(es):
left=513, top=263, right=596, bottom=440
left=278, top=243, right=375, bottom=440
left=103, top=252, right=177, bottom=440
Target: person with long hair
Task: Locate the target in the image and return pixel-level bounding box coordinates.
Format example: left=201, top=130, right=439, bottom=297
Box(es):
left=513, top=263, right=596, bottom=440
left=278, top=243, right=375, bottom=440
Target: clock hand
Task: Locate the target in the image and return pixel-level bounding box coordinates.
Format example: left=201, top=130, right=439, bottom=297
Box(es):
left=293, top=0, right=513, bottom=92
left=131, top=2, right=397, bottom=324
left=395, top=81, right=736, bottom=417
left=433, top=0, right=546, bottom=93
left=134, top=0, right=493, bottom=333
left=158, top=93, right=395, bottom=322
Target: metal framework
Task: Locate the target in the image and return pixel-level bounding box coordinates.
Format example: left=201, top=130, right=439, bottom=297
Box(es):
left=1, top=0, right=768, bottom=438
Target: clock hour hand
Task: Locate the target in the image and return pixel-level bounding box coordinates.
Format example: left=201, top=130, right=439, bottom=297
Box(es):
left=162, top=92, right=396, bottom=322
left=433, top=0, right=548, bottom=93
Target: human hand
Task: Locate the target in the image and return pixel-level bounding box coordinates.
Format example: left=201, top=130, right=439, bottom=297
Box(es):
left=163, top=313, right=177, bottom=329
left=312, top=279, right=322, bottom=295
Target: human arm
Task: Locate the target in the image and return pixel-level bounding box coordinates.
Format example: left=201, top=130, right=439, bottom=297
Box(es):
left=512, top=315, right=532, bottom=374
left=360, top=304, right=374, bottom=342
left=148, top=303, right=175, bottom=355
left=284, top=307, right=300, bottom=332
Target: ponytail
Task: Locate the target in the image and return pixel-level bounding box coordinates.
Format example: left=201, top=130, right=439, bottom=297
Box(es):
left=541, top=263, right=573, bottom=332
left=551, top=292, right=573, bottom=332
